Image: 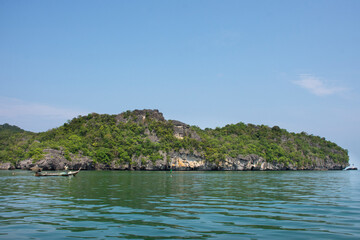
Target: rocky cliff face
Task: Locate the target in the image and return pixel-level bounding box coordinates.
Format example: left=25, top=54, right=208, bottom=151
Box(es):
left=171, top=120, right=201, bottom=141
left=115, top=109, right=165, bottom=124
left=0, top=162, right=15, bottom=170
left=115, top=109, right=201, bottom=141
left=13, top=148, right=346, bottom=171
left=15, top=149, right=94, bottom=170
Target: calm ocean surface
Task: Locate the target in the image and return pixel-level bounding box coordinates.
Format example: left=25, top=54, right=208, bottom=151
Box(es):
left=0, top=170, right=359, bottom=239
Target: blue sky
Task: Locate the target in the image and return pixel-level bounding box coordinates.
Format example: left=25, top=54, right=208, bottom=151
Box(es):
left=1, top=0, right=359, bottom=166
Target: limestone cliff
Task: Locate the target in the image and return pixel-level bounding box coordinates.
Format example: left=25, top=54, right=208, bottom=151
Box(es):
left=16, top=148, right=346, bottom=171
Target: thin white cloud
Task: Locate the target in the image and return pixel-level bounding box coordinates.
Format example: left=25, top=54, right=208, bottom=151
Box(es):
left=0, top=97, right=86, bottom=119
left=293, top=74, right=346, bottom=96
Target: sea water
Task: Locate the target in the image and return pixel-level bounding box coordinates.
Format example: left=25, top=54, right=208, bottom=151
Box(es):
left=0, top=170, right=359, bottom=239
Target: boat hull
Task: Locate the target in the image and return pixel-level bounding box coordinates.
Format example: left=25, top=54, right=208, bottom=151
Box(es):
left=35, top=170, right=80, bottom=177
left=346, top=167, right=358, bottom=170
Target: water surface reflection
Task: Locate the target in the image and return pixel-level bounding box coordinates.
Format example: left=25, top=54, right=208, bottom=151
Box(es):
left=0, top=171, right=359, bottom=239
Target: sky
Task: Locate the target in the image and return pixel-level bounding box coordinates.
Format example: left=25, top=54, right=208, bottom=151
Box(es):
left=1, top=0, right=359, bottom=166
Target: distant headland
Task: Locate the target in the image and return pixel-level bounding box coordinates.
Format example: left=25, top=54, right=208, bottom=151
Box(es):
left=0, top=109, right=349, bottom=171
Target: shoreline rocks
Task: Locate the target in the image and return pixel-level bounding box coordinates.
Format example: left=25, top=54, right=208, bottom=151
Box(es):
left=0, top=162, right=15, bottom=170
left=3, top=148, right=347, bottom=171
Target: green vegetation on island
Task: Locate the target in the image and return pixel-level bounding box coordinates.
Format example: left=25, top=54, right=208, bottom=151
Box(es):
left=0, top=110, right=349, bottom=169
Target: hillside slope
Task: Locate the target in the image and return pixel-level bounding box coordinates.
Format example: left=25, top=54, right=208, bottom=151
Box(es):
left=0, top=109, right=349, bottom=170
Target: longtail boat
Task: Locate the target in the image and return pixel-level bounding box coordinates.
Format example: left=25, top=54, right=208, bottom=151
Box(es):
left=346, top=167, right=358, bottom=170
left=35, top=169, right=81, bottom=177
left=346, top=164, right=358, bottom=171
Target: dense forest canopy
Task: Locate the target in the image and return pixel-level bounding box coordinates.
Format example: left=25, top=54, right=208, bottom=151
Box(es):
left=0, top=110, right=349, bottom=168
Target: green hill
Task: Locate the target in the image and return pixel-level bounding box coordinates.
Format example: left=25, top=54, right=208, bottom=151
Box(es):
left=0, top=123, right=25, bottom=134
left=0, top=109, right=349, bottom=170
left=0, top=123, right=33, bottom=163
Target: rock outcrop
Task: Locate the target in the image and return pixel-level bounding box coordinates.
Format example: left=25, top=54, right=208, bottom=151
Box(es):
left=14, top=148, right=347, bottom=171
left=16, top=149, right=94, bottom=170
left=0, top=162, right=15, bottom=170
left=116, top=109, right=165, bottom=124
left=171, top=120, right=201, bottom=141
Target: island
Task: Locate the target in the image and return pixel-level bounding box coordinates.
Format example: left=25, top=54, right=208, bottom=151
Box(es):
left=0, top=109, right=349, bottom=171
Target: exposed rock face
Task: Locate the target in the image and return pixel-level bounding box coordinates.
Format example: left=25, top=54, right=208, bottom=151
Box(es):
left=116, top=109, right=165, bottom=124
left=14, top=148, right=346, bottom=171
left=144, top=128, right=159, bottom=142
left=16, top=159, right=34, bottom=170
left=0, top=162, right=14, bottom=170
left=171, top=120, right=201, bottom=141
left=115, top=109, right=201, bottom=141
left=169, top=150, right=208, bottom=170
left=16, top=149, right=94, bottom=170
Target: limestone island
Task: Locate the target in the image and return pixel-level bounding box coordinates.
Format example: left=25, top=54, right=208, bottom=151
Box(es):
left=0, top=109, right=349, bottom=171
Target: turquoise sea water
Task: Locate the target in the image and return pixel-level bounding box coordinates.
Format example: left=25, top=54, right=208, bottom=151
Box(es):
left=0, top=170, right=359, bottom=239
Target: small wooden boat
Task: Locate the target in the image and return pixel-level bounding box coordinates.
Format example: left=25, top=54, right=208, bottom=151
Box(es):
left=35, top=169, right=81, bottom=177
left=346, top=167, right=358, bottom=170
left=346, top=164, right=358, bottom=171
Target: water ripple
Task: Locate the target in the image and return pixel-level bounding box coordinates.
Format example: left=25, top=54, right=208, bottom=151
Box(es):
left=0, top=171, right=360, bottom=239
